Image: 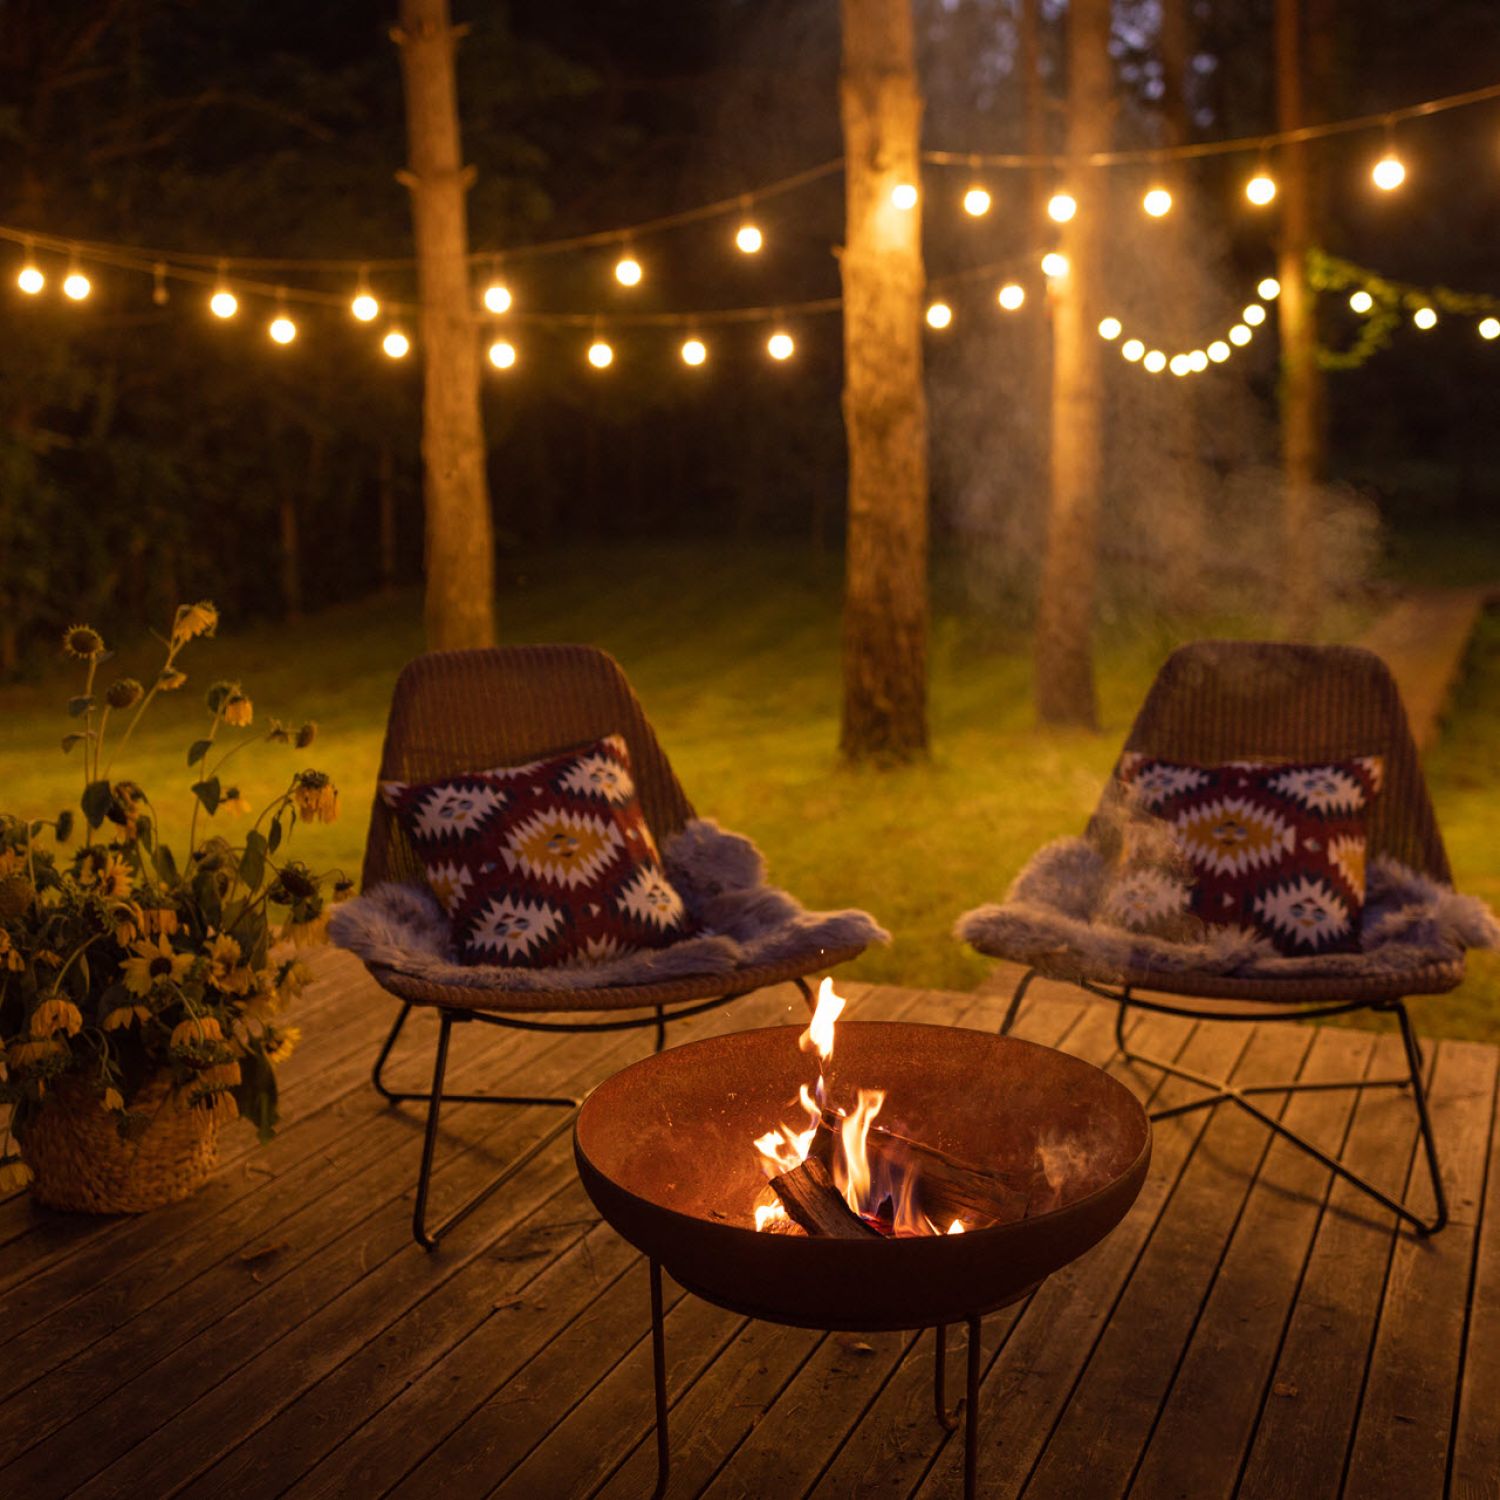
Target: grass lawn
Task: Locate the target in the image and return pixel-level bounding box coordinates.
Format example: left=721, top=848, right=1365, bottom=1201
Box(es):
left=2, top=545, right=1495, bottom=1036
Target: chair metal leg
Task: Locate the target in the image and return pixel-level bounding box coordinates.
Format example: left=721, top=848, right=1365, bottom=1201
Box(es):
left=650, top=1259, right=669, bottom=1500
left=1392, top=999, right=1449, bottom=1234
left=999, top=969, right=1036, bottom=1036
left=794, top=975, right=816, bottom=1011
left=933, top=1324, right=960, bottom=1431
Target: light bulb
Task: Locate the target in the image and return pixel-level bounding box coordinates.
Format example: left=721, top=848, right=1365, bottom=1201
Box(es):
left=1229, top=323, right=1252, bottom=346
left=735, top=224, right=763, bottom=254
left=962, top=187, right=991, bottom=217
left=1208, top=340, right=1230, bottom=362
left=1143, top=350, right=1167, bottom=373
left=1097, top=316, right=1122, bottom=340
left=681, top=337, right=707, bottom=365
left=588, top=339, right=614, bottom=367
left=488, top=339, right=516, bottom=369
left=1480, top=317, right=1500, bottom=341
left=614, top=257, right=642, bottom=287
left=997, top=282, right=1025, bottom=311
left=1348, top=290, right=1374, bottom=314
left=483, top=282, right=512, bottom=314
left=209, top=289, right=238, bottom=319
left=1413, top=306, right=1437, bottom=330
left=1142, top=187, right=1172, bottom=218
left=1245, top=173, right=1277, bottom=206
left=890, top=182, right=919, bottom=210
left=1047, top=192, right=1077, bottom=223
left=62, top=271, right=91, bottom=301
left=351, top=293, right=379, bottom=322
left=1372, top=155, right=1406, bottom=191
left=1257, top=277, right=1281, bottom=300
left=1243, top=304, right=1267, bottom=326
left=382, top=331, right=410, bottom=359
left=269, top=316, right=297, bottom=345
left=1169, top=353, right=1192, bottom=376
left=1188, top=349, right=1208, bottom=372
left=767, top=331, right=794, bottom=360
left=1041, top=251, right=1069, bottom=279
left=17, top=264, right=44, bottom=295
left=1122, top=338, right=1145, bottom=362
left=925, top=301, right=953, bottom=330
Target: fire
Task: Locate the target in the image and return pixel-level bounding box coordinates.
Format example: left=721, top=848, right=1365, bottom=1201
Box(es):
left=839, top=1087, right=885, bottom=1208
left=799, top=977, right=844, bottom=1063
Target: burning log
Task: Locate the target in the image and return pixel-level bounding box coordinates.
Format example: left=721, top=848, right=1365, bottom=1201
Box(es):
left=770, top=1158, right=883, bottom=1239
left=868, top=1126, right=1039, bottom=1227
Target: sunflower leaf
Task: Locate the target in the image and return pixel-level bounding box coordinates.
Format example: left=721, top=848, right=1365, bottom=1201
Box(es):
left=187, top=739, right=212, bottom=767
left=67, top=695, right=95, bottom=718
left=61, top=733, right=87, bottom=753
left=191, top=778, right=221, bottom=815
left=238, top=831, right=267, bottom=892
left=81, top=780, right=113, bottom=828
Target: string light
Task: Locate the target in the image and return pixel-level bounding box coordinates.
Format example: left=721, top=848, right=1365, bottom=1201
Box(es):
left=268, top=315, right=297, bottom=345
left=681, top=336, right=707, bottom=365
left=351, top=292, right=379, bottom=322
left=925, top=301, right=953, bottom=330
left=963, top=186, right=992, bottom=216
left=16, top=261, right=44, bottom=295
left=1245, top=172, right=1277, bottom=205
left=381, top=330, right=410, bottom=359
left=62, top=269, right=91, bottom=301
left=1188, top=349, right=1209, bottom=372
left=1349, top=289, right=1374, bottom=314
left=1098, top=316, right=1123, bottom=340
left=1480, top=317, right=1500, bottom=341
left=1142, top=187, right=1172, bottom=218
left=1243, top=303, right=1267, bottom=326
left=1169, top=353, right=1192, bottom=376
left=1229, top=323, right=1253, bottom=345
left=734, top=224, right=763, bottom=254
left=1372, top=153, right=1406, bottom=191
left=1413, top=306, right=1438, bottom=330
left=588, top=338, right=614, bottom=367
left=890, top=183, right=919, bottom=210
left=1122, top=338, right=1145, bottom=362
left=1208, top=340, right=1230, bottom=362
left=1258, top=278, right=1281, bottom=300
left=1041, top=251, right=1069, bottom=279
left=614, top=255, right=643, bottom=287
left=997, top=282, right=1025, bottom=310
left=482, top=280, right=512, bottom=313
left=1143, top=350, right=1167, bottom=373
left=767, top=330, right=795, bottom=360
left=209, top=289, right=238, bottom=319
left=488, top=339, right=517, bottom=369
left=1047, top=192, right=1077, bottom=223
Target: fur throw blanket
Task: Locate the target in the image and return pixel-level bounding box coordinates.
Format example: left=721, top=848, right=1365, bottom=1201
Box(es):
left=329, top=818, right=889, bottom=991
left=957, top=837, right=1499, bottom=982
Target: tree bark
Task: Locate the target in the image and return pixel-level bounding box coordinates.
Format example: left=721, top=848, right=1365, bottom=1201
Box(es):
left=394, top=0, right=496, bottom=650
left=838, top=0, right=930, bottom=764
left=1034, top=0, right=1111, bottom=727
left=1275, top=0, right=1323, bottom=637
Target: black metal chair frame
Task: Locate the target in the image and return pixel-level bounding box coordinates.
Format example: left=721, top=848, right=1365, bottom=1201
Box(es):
left=373, top=977, right=815, bottom=1250
left=999, top=969, right=1447, bottom=1235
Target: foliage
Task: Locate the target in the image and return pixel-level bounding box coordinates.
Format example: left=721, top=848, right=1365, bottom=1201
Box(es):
left=0, top=603, right=345, bottom=1191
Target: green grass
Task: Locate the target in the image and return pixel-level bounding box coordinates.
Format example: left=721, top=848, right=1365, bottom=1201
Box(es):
left=3, top=545, right=1495, bottom=1036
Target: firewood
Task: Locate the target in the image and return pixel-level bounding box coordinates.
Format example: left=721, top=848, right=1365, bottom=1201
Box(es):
left=866, top=1126, right=1036, bottom=1228
left=770, top=1157, right=883, bottom=1239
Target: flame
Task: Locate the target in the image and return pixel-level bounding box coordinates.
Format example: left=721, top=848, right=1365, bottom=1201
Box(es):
left=754, top=1201, right=791, bottom=1232
left=798, top=977, right=845, bottom=1063
left=947, top=1219, right=965, bottom=1234
left=838, top=1088, right=885, bottom=1210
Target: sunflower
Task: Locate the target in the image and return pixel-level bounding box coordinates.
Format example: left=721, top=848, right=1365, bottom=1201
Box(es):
left=157, top=668, right=188, bottom=692
left=103, top=1004, right=152, bottom=1030
left=170, top=1016, right=223, bottom=1048
left=171, top=601, right=219, bottom=646
left=266, top=1026, right=301, bottom=1065
left=29, top=998, right=83, bottom=1039
left=217, top=788, right=252, bottom=818
left=292, top=771, right=339, bottom=824
left=121, top=935, right=193, bottom=997
left=0, top=931, right=22, bottom=973
left=140, top=907, right=179, bottom=938
left=102, top=1087, right=125, bottom=1112
left=223, top=693, right=253, bottom=728
left=62, top=624, right=105, bottom=659
left=6, top=1037, right=65, bottom=1070
left=94, top=853, right=134, bottom=901
left=104, top=678, right=143, bottom=710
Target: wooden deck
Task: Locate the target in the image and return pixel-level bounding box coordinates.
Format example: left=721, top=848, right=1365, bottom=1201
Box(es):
left=1, top=951, right=1497, bottom=1499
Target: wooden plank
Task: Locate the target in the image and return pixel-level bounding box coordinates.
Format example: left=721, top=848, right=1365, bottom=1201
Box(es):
left=1342, top=1039, right=1498, bottom=1499
left=1451, top=1060, right=1500, bottom=1498
left=1125, top=1025, right=1375, bottom=1499
left=1235, top=1031, right=1431, bottom=1500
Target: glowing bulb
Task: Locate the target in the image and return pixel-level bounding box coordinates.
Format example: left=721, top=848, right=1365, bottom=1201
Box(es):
left=767, top=331, right=794, bottom=360
left=962, top=187, right=991, bottom=217
left=483, top=282, right=512, bottom=314
left=1348, top=290, right=1374, bottom=314
left=1169, top=353, right=1192, bottom=376
left=1047, top=192, right=1077, bottom=223
left=614, top=256, right=642, bottom=287
left=1097, top=316, right=1122, bottom=340
left=1243, top=304, right=1267, bottom=326
left=17, top=264, right=44, bottom=295
left=1188, top=349, right=1208, bottom=372
left=1372, top=155, right=1406, bottom=191
left=62, top=272, right=91, bottom=301
left=1480, top=317, right=1500, bottom=341
left=735, top=223, right=763, bottom=254
left=680, top=337, right=707, bottom=365
left=488, top=339, right=516, bottom=369
left=1413, top=306, right=1437, bottom=330
left=382, top=330, right=410, bottom=359
left=1143, top=350, right=1167, bottom=373
left=1257, top=277, right=1281, bottom=300
left=1229, top=323, right=1252, bottom=346
left=925, top=301, right=953, bottom=330
left=1142, top=187, right=1172, bottom=218
left=209, top=289, right=238, bottom=318
left=1041, top=251, right=1069, bottom=280
left=269, top=316, right=296, bottom=345
left=1245, top=173, right=1277, bottom=206
left=997, top=282, right=1025, bottom=311
left=1208, top=340, right=1230, bottom=362
left=588, top=339, right=614, bottom=368
left=351, top=293, right=379, bottom=322
left=1122, top=338, right=1145, bottom=362
left=891, top=182, right=919, bottom=210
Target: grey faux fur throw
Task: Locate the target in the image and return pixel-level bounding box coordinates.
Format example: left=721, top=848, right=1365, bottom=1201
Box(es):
left=329, top=818, right=889, bottom=991
left=957, top=837, right=1499, bottom=982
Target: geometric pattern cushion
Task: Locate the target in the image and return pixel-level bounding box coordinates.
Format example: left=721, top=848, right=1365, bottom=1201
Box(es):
left=380, top=734, right=694, bottom=968
left=1102, top=753, right=1384, bottom=956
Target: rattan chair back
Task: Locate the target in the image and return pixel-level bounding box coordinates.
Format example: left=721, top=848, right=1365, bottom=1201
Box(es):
left=1091, top=640, right=1451, bottom=883
left=361, top=645, right=696, bottom=892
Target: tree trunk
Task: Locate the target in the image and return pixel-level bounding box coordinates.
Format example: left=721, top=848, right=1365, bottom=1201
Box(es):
left=1275, top=0, right=1323, bottom=637
left=378, top=438, right=399, bottom=592
left=1034, top=0, right=1111, bottom=728
left=394, top=0, right=496, bottom=650
left=838, top=0, right=930, bottom=763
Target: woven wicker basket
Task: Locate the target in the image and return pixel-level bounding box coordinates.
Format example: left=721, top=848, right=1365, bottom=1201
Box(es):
left=22, top=1073, right=238, bottom=1214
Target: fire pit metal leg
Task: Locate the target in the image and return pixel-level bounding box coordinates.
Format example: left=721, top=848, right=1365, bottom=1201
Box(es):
left=649, top=1259, right=670, bottom=1499
left=933, top=1325, right=960, bottom=1431
left=964, top=1315, right=982, bottom=1500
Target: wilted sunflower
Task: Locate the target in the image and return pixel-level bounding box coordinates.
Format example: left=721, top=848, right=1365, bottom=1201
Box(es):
left=107, top=782, right=147, bottom=839
left=29, top=997, right=83, bottom=1039
left=157, top=667, right=188, bottom=692
left=102, top=1087, right=125, bottom=1112
left=104, top=677, right=143, bottom=710
left=217, top=788, right=252, bottom=818
left=170, top=1015, right=223, bottom=1048
left=6, top=1037, right=65, bottom=1071
left=295, top=722, right=317, bottom=749
left=62, top=624, right=105, bottom=659
left=171, top=601, right=219, bottom=647
left=292, top=771, right=339, bottom=824
left=102, top=1003, right=152, bottom=1030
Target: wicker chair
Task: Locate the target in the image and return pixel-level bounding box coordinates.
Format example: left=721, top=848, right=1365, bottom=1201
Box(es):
left=357, top=645, right=867, bottom=1248
left=986, top=641, right=1463, bottom=1235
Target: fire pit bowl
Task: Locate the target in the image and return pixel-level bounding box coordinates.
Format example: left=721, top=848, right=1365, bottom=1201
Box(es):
left=575, top=1020, right=1151, bottom=1330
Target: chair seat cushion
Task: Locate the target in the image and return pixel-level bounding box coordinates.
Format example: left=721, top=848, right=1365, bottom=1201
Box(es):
left=957, top=837, right=1498, bottom=991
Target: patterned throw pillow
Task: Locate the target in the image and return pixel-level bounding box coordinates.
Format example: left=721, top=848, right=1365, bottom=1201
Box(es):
left=380, top=735, right=694, bottom=968
left=1101, top=753, right=1384, bottom=956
